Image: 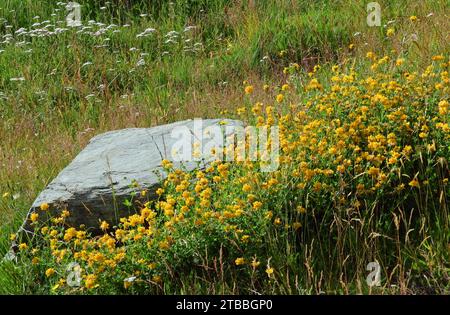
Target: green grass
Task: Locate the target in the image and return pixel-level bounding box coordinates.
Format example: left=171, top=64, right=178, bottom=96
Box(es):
left=0, top=0, right=448, bottom=294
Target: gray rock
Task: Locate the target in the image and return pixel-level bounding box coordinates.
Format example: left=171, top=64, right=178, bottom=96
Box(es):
left=18, top=118, right=244, bottom=238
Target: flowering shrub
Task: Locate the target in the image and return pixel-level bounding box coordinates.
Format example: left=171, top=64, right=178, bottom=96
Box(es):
left=13, top=52, right=449, bottom=294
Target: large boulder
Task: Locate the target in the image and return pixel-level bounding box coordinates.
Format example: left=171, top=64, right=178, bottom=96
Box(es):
left=18, top=118, right=244, bottom=237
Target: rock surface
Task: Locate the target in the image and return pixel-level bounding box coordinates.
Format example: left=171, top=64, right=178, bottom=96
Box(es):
left=19, top=118, right=244, bottom=236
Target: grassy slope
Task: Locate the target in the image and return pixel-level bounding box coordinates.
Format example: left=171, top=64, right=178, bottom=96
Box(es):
left=0, top=0, right=448, bottom=294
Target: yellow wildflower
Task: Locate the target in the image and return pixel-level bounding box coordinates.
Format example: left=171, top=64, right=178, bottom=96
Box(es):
left=235, top=257, right=245, bottom=265
left=45, top=268, right=56, bottom=278
left=18, top=243, right=28, bottom=251
left=242, top=183, right=252, bottom=193
left=85, top=274, right=98, bottom=289
left=251, top=258, right=260, bottom=269
left=100, top=221, right=110, bottom=231
left=252, top=201, right=263, bottom=210
left=30, top=212, right=39, bottom=223
left=276, top=94, right=284, bottom=103
left=409, top=178, right=420, bottom=188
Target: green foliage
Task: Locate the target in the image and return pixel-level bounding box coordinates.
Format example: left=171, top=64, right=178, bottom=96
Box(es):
left=0, top=0, right=448, bottom=295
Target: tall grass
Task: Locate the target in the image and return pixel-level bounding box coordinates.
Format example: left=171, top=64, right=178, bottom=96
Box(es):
left=0, top=0, right=448, bottom=294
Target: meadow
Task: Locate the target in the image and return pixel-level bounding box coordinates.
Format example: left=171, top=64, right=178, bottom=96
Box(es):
left=0, top=0, right=448, bottom=294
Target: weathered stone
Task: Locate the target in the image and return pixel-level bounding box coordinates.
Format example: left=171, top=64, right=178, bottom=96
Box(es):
left=18, top=118, right=244, bottom=237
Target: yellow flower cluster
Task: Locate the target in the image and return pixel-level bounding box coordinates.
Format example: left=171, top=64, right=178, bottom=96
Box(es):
left=16, top=53, right=449, bottom=293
